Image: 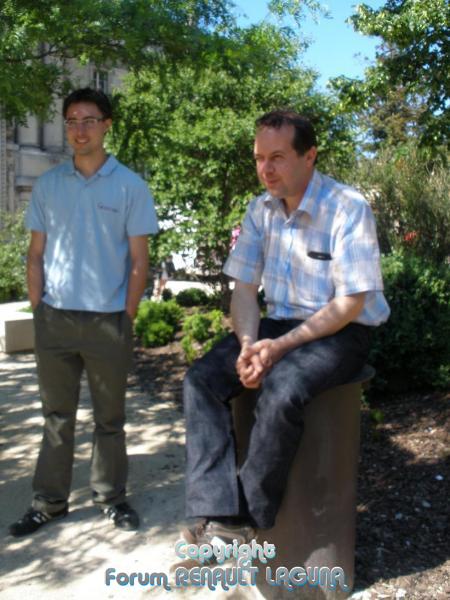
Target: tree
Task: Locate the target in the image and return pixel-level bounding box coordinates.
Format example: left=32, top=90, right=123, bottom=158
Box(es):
left=111, top=23, right=356, bottom=292
left=0, top=0, right=234, bottom=122
left=333, top=0, right=449, bottom=149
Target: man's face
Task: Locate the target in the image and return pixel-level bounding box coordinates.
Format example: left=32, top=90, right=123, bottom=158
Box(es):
left=254, top=124, right=317, bottom=202
left=64, top=101, right=111, bottom=158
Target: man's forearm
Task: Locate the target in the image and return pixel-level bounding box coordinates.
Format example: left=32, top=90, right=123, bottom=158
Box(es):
left=27, top=254, right=44, bottom=309
left=230, top=283, right=261, bottom=347
left=125, top=258, right=148, bottom=319
left=272, top=293, right=366, bottom=359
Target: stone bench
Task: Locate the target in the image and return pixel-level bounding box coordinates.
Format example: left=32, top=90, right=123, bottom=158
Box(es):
left=232, top=365, right=375, bottom=599
left=0, top=301, right=34, bottom=353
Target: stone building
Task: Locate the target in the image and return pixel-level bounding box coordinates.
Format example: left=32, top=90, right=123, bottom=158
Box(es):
left=0, top=63, right=125, bottom=221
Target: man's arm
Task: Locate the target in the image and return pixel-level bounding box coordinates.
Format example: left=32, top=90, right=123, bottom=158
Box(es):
left=27, top=231, right=46, bottom=309
left=231, top=280, right=269, bottom=389
left=250, top=292, right=367, bottom=380
left=230, top=280, right=260, bottom=346
left=125, top=235, right=149, bottom=319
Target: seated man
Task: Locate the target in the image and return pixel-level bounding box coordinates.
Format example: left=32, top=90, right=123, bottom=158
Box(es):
left=181, top=110, right=390, bottom=550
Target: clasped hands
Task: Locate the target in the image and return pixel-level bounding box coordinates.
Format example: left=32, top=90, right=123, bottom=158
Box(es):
left=236, top=338, right=283, bottom=389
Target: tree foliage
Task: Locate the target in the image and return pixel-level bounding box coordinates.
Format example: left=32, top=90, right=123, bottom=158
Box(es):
left=334, top=0, right=449, bottom=149
left=0, top=0, right=234, bottom=122
left=0, top=210, right=28, bottom=302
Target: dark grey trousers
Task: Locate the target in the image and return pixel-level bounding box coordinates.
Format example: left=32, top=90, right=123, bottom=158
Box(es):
left=184, top=318, right=372, bottom=529
left=31, top=302, right=133, bottom=514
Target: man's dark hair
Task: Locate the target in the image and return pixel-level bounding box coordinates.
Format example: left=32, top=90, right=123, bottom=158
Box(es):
left=63, top=88, right=113, bottom=120
left=256, top=110, right=317, bottom=156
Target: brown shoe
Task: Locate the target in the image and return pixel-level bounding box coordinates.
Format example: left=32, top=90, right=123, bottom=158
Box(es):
left=173, top=519, right=256, bottom=571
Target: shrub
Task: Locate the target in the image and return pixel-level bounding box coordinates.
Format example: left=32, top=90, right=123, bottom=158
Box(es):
left=0, top=211, right=28, bottom=302
left=181, top=309, right=229, bottom=363
left=369, top=251, right=450, bottom=394
left=142, top=320, right=174, bottom=347
left=161, top=288, right=173, bottom=301
left=135, top=299, right=183, bottom=347
left=350, top=144, right=449, bottom=265
left=176, top=287, right=209, bottom=307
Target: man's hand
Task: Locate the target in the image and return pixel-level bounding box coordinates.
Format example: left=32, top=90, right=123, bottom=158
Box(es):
left=236, top=338, right=282, bottom=389
left=250, top=338, right=284, bottom=369
left=236, top=343, right=264, bottom=388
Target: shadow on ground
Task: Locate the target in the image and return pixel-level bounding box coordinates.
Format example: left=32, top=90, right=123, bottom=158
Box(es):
left=0, top=350, right=186, bottom=595
left=0, top=349, right=448, bottom=599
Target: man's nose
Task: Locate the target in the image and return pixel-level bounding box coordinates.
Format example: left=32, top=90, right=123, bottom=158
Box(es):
left=260, top=160, right=274, bottom=174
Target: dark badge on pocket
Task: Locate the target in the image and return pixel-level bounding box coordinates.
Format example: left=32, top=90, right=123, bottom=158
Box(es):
left=307, top=250, right=332, bottom=261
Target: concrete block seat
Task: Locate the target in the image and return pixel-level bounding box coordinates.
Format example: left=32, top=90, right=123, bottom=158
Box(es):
left=0, top=301, right=34, bottom=353
left=232, top=365, right=375, bottom=599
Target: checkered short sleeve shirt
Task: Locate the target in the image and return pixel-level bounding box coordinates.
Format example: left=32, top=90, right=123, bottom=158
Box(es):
left=223, top=170, right=390, bottom=326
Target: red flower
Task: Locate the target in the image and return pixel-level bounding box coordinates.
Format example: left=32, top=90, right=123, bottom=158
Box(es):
left=403, top=231, right=418, bottom=243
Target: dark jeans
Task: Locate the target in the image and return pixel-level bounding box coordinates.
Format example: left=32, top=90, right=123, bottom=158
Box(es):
left=184, top=318, right=371, bottom=529
left=31, top=302, right=133, bottom=514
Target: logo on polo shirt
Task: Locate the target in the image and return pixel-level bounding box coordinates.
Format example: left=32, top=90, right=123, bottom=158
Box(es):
left=98, top=203, right=119, bottom=213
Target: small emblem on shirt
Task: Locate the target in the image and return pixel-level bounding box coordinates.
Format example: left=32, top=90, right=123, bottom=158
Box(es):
left=98, top=203, right=119, bottom=213
left=307, top=251, right=332, bottom=261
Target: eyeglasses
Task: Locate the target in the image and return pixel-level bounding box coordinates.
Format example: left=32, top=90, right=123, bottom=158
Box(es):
left=64, top=117, right=106, bottom=129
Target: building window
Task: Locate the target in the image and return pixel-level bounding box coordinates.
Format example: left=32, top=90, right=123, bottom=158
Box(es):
left=91, top=69, right=109, bottom=93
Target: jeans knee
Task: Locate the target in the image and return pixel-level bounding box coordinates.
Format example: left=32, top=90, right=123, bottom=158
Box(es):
left=184, top=362, right=203, bottom=394
left=258, top=380, right=307, bottom=421
left=183, top=361, right=213, bottom=411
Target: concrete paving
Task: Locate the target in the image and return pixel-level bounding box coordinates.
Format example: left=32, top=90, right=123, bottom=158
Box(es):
left=0, top=350, right=255, bottom=600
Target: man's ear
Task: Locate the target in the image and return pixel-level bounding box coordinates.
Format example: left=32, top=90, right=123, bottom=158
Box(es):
left=305, top=146, right=318, bottom=166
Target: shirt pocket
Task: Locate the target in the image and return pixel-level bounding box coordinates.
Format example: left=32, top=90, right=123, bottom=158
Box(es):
left=295, top=253, right=335, bottom=304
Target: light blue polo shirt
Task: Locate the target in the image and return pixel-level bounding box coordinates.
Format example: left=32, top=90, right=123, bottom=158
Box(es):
left=26, top=155, right=159, bottom=312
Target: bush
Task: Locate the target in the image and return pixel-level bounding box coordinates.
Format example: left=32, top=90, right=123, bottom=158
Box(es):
left=161, top=288, right=173, bottom=301
left=135, top=299, right=183, bottom=347
left=0, top=211, right=28, bottom=302
left=370, top=251, right=450, bottom=394
left=142, top=320, right=174, bottom=347
left=176, top=287, right=209, bottom=307
left=350, top=144, right=450, bottom=265
left=181, top=309, right=229, bottom=363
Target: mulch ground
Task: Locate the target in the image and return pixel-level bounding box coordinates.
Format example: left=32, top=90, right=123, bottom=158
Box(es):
left=130, top=336, right=449, bottom=600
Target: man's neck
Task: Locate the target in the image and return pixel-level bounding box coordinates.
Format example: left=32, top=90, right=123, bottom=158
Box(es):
left=283, top=189, right=307, bottom=216
left=282, top=171, right=314, bottom=216
left=74, top=151, right=108, bottom=179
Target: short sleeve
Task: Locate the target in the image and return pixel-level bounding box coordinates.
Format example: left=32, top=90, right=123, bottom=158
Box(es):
left=126, top=180, right=159, bottom=237
left=25, top=178, right=47, bottom=232
left=332, top=201, right=384, bottom=297
left=223, top=200, right=264, bottom=285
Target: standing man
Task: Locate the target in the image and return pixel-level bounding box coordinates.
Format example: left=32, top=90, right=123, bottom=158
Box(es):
left=9, top=88, right=158, bottom=537
left=181, top=110, right=390, bottom=549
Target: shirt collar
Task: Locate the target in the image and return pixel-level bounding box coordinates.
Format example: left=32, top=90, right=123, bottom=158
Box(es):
left=296, top=169, right=322, bottom=220
left=98, top=155, right=119, bottom=176
left=263, top=169, right=323, bottom=220
left=63, top=155, right=118, bottom=178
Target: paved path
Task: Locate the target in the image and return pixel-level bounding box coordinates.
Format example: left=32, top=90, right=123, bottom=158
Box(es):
left=0, top=350, right=254, bottom=600
left=1, top=348, right=369, bottom=599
